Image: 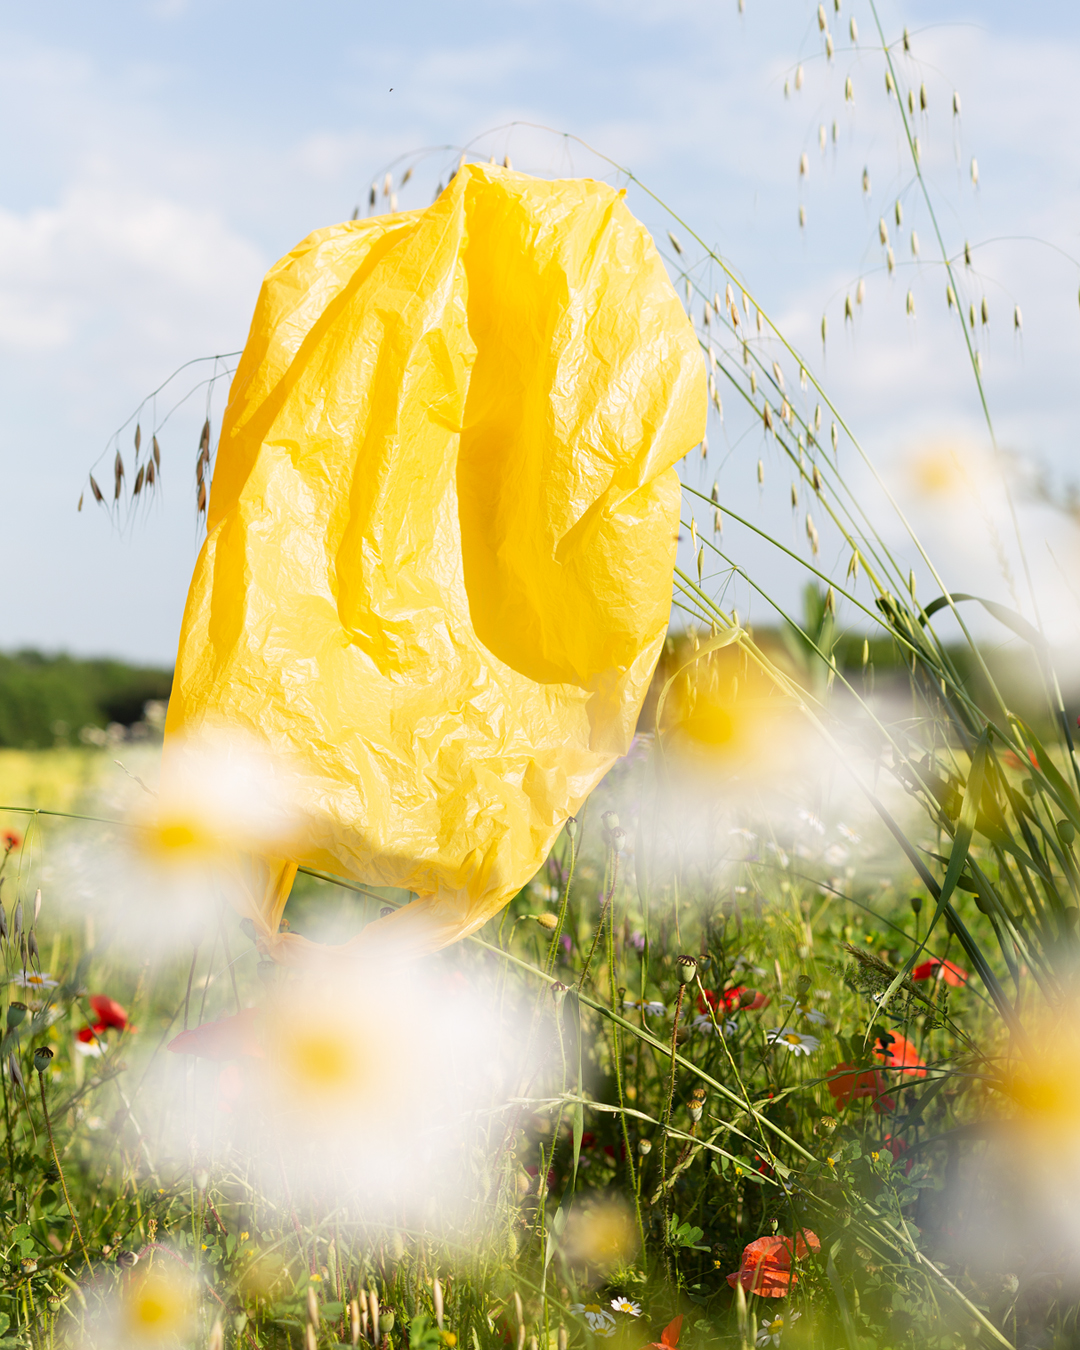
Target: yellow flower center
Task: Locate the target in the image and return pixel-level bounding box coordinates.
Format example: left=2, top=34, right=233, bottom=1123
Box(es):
left=784, top=1033, right=801, bottom=1045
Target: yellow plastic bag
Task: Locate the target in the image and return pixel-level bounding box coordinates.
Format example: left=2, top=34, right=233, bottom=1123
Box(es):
left=164, top=163, right=705, bottom=960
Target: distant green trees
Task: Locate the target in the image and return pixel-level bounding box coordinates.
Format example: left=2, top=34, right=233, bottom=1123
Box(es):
left=0, top=651, right=172, bottom=748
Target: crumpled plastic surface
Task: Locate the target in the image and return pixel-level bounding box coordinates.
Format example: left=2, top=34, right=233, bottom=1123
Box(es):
left=164, top=162, right=705, bottom=960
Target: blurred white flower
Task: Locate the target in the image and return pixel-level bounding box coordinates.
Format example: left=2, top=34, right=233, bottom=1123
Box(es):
left=757, top=1311, right=800, bottom=1346
left=83, top=1262, right=198, bottom=1348
left=610, top=1297, right=641, bottom=1316
left=164, top=962, right=521, bottom=1229
left=571, top=1303, right=617, bottom=1335
left=624, top=997, right=666, bottom=1016
left=10, top=972, right=58, bottom=989
left=781, top=996, right=828, bottom=1026
left=765, top=1029, right=819, bottom=1056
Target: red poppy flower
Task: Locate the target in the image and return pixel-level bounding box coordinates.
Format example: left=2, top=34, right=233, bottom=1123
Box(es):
left=167, top=1007, right=265, bottom=1060
left=76, top=1025, right=100, bottom=1044
left=726, top=1230, right=820, bottom=1297
left=2, top=831, right=21, bottom=852
left=874, top=1031, right=926, bottom=1077
left=89, top=995, right=129, bottom=1031
left=1003, top=749, right=1039, bottom=771
left=640, top=1315, right=682, bottom=1350
left=826, top=1062, right=895, bottom=1113
left=912, top=957, right=967, bottom=987
left=698, top=986, right=768, bottom=1015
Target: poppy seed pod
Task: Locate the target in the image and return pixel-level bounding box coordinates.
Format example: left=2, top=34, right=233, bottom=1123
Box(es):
left=601, top=811, right=619, bottom=832
left=638, top=1138, right=652, bottom=1155
left=910, top=896, right=923, bottom=915
left=6, top=1002, right=27, bottom=1030
left=550, top=981, right=569, bottom=1006
left=796, top=974, right=812, bottom=996
left=610, top=828, right=627, bottom=854
left=33, top=1046, right=54, bottom=1073
left=687, top=1099, right=703, bottom=1123
left=565, top=817, right=578, bottom=840
left=117, top=1250, right=139, bottom=1269
left=380, top=1311, right=396, bottom=1334
left=676, top=955, right=698, bottom=984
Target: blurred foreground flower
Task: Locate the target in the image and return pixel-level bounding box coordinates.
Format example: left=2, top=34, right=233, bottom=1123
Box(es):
left=560, top=1200, right=639, bottom=1271
left=727, top=1231, right=820, bottom=1296
left=84, top=1262, right=197, bottom=1348
left=165, top=968, right=517, bottom=1223
left=700, top=986, right=768, bottom=1014
left=2, top=830, right=21, bottom=852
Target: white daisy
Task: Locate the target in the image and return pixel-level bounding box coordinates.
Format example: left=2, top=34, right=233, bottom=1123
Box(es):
left=10, top=971, right=58, bottom=989
left=692, top=1013, right=737, bottom=1036
left=781, top=996, right=827, bottom=1026
left=570, top=1304, right=617, bottom=1335
left=757, top=1312, right=800, bottom=1346
left=624, top=997, right=666, bottom=1017
left=75, top=1034, right=104, bottom=1058
left=610, top=1297, right=641, bottom=1316
left=765, top=1029, right=820, bottom=1056
left=837, top=823, right=860, bottom=843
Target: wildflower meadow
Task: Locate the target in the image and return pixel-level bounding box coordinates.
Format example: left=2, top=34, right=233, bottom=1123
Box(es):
left=3, top=6, right=1078, bottom=1350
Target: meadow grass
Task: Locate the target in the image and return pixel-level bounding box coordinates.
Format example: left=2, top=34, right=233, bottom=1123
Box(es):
left=21, top=6, right=1080, bottom=1348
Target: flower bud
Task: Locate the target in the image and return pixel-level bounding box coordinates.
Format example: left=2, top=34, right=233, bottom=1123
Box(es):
left=687, top=1099, right=703, bottom=1123
left=7, top=1054, right=23, bottom=1091
left=1057, top=820, right=1075, bottom=845
left=676, top=955, right=698, bottom=985
left=637, top=1138, right=652, bottom=1156
left=550, top=981, right=569, bottom=1007
left=910, top=895, right=923, bottom=915
left=380, top=1311, right=396, bottom=1334
left=6, top=1002, right=27, bottom=1030
left=33, top=1046, right=54, bottom=1073
left=535, top=913, right=558, bottom=930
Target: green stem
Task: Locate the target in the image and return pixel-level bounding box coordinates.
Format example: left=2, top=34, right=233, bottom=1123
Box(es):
left=37, top=1070, right=90, bottom=1270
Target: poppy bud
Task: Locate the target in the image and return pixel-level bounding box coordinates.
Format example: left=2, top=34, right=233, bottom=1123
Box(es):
left=27, top=932, right=38, bottom=965
left=7, top=1054, right=23, bottom=1091
left=910, top=895, right=923, bottom=915
left=1058, top=820, right=1076, bottom=845
left=550, top=981, right=569, bottom=1006
left=117, top=1250, right=139, bottom=1269
left=637, top=1138, right=652, bottom=1155
left=610, top=828, right=626, bottom=854
left=6, top=1002, right=27, bottom=1030
left=676, top=955, right=698, bottom=984
left=33, top=1046, right=54, bottom=1073
left=601, top=811, right=619, bottom=832
left=565, top=817, right=578, bottom=840
left=535, top=913, right=558, bottom=930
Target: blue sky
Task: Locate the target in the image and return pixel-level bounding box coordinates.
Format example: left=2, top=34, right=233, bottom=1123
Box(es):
left=4, top=0, right=1080, bottom=663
